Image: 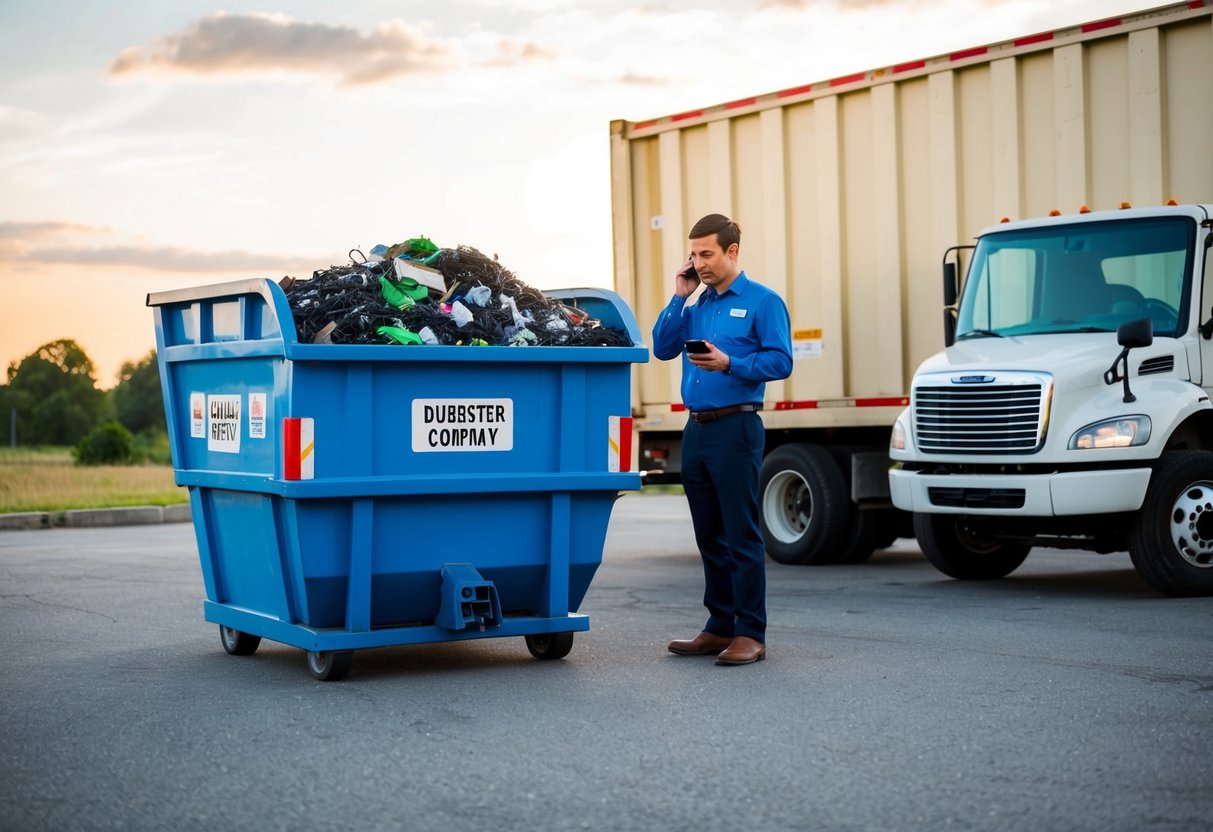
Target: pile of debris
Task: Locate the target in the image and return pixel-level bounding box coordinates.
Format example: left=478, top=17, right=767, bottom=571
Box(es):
left=281, top=237, right=631, bottom=347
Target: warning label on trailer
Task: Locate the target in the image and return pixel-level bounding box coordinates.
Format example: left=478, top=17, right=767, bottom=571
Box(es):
left=208, top=394, right=242, bottom=453
left=412, top=398, right=513, bottom=452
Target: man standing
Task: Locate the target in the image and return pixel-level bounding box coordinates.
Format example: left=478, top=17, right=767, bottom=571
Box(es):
left=651, top=214, right=793, bottom=666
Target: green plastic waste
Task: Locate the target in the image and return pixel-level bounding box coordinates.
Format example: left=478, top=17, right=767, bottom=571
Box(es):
left=377, top=326, right=423, bottom=345
left=379, top=276, right=416, bottom=310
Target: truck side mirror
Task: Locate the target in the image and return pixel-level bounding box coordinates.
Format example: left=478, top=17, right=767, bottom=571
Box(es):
left=943, top=262, right=958, bottom=306
left=1104, top=318, right=1153, bottom=403
left=1117, top=317, right=1153, bottom=349
left=944, top=307, right=957, bottom=347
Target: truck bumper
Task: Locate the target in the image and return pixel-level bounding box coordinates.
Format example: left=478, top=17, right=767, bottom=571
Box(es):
left=889, top=467, right=1152, bottom=516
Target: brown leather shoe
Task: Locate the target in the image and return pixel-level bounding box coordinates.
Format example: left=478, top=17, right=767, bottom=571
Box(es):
left=667, top=631, right=733, bottom=656
left=715, top=636, right=766, bottom=665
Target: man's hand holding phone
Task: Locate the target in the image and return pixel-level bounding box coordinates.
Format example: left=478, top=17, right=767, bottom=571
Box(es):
left=675, top=257, right=700, bottom=297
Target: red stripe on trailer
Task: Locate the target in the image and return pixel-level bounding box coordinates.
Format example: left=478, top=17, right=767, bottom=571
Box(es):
left=1082, top=18, right=1122, bottom=32
left=725, top=97, right=757, bottom=110
left=856, top=397, right=910, bottom=408
left=950, top=46, right=988, bottom=61
left=283, top=418, right=301, bottom=481
left=774, top=401, right=818, bottom=410
left=893, top=60, right=926, bottom=73
left=634, top=120, right=657, bottom=130
left=777, top=83, right=814, bottom=98
left=671, top=403, right=687, bottom=412
left=1189, top=1, right=1206, bottom=9
left=619, top=417, right=633, bottom=473
left=1014, top=32, right=1053, bottom=46
left=829, top=72, right=866, bottom=87
left=671, top=109, right=704, bottom=122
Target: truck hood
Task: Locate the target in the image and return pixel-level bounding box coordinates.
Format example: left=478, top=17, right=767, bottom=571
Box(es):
left=916, top=333, right=1183, bottom=391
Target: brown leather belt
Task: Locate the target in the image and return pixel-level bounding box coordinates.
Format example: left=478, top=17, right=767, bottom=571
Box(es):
left=689, top=403, right=761, bottom=424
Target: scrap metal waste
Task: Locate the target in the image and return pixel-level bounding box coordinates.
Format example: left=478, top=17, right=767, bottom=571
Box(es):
left=281, top=237, right=632, bottom=347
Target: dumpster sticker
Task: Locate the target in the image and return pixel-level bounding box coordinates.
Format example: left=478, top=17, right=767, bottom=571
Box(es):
left=793, top=327, right=823, bottom=360
left=248, top=393, right=267, bottom=439
left=412, top=398, right=513, bottom=452
left=190, top=392, right=205, bottom=438
left=207, top=394, right=242, bottom=453
left=608, top=416, right=633, bottom=472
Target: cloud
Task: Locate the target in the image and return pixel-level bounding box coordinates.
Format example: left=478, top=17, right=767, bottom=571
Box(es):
left=108, top=12, right=460, bottom=86
left=482, top=36, right=559, bottom=67
left=0, top=221, right=315, bottom=273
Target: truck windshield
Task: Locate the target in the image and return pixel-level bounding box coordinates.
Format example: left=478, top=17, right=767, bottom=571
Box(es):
left=955, top=217, right=1194, bottom=339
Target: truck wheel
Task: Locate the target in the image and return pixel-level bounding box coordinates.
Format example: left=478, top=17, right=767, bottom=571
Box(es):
left=307, top=650, right=353, bottom=682
left=913, top=512, right=1030, bottom=579
left=1129, top=450, right=1213, bottom=596
left=760, top=444, right=848, bottom=564
left=219, top=625, right=261, bottom=656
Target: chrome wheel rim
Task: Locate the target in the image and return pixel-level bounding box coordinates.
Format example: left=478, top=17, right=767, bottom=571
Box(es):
left=763, top=470, right=810, bottom=544
left=1168, top=482, right=1213, bottom=568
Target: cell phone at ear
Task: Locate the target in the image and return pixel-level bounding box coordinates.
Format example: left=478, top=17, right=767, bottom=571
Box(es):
left=684, top=339, right=710, bottom=354
left=680, top=263, right=699, bottom=283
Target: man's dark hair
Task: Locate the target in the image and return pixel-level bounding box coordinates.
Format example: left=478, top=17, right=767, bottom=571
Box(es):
left=688, top=214, right=741, bottom=251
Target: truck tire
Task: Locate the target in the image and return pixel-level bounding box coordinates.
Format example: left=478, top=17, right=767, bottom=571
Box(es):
left=760, top=444, right=848, bottom=564
left=1129, top=450, right=1213, bottom=597
left=913, top=512, right=1030, bottom=580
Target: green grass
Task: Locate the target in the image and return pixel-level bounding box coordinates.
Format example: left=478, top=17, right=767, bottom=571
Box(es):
left=0, top=446, right=187, bottom=514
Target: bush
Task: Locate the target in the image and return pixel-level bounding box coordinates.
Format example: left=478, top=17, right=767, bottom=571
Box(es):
left=131, top=428, right=173, bottom=465
left=74, top=422, right=134, bottom=466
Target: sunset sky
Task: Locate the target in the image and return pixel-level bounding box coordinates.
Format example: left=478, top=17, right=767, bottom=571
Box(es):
left=0, top=0, right=1161, bottom=388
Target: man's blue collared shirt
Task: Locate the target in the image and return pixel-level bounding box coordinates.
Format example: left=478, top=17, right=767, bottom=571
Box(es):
left=651, top=271, right=793, bottom=411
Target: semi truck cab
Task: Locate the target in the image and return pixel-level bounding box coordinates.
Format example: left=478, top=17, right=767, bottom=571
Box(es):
left=890, top=203, right=1213, bottom=596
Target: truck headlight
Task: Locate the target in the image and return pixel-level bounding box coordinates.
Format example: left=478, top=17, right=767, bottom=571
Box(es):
left=891, top=418, right=907, bottom=450
left=1068, top=416, right=1151, bottom=449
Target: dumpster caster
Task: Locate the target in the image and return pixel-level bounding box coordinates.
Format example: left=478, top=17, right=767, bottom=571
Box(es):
left=525, top=632, right=574, bottom=660
left=307, top=650, right=353, bottom=682
left=219, top=625, right=261, bottom=656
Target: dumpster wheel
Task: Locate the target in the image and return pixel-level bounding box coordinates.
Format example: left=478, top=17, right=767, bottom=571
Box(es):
left=219, top=625, right=261, bottom=656
left=307, top=650, right=354, bottom=681
left=525, top=632, right=574, bottom=660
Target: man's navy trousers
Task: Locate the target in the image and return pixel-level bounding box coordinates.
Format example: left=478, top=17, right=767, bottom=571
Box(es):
left=680, top=409, right=766, bottom=643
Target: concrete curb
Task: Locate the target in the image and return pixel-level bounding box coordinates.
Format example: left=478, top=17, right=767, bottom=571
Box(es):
left=0, top=512, right=51, bottom=531
left=0, top=505, right=192, bottom=531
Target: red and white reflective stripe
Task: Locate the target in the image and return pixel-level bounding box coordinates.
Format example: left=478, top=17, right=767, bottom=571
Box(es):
left=608, top=416, right=633, bottom=473
left=774, top=397, right=909, bottom=411
left=282, top=417, right=314, bottom=481
left=671, top=398, right=907, bottom=413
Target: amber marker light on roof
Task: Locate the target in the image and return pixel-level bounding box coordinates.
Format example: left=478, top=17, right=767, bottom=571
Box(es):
left=1079, top=204, right=1091, bottom=213
left=1120, top=201, right=1133, bottom=209
left=1000, top=217, right=1010, bottom=223
left=1048, top=209, right=1062, bottom=216
left=1166, top=198, right=1179, bottom=206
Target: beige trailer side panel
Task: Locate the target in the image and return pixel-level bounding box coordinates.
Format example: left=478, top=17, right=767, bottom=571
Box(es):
left=611, top=1, right=1213, bottom=429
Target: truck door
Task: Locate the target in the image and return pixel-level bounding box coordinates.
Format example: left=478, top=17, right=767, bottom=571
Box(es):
left=1199, top=242, right=1213, bottom=388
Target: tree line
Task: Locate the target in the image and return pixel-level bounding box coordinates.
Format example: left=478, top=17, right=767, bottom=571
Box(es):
left=0, top=339, right=167, bottom=465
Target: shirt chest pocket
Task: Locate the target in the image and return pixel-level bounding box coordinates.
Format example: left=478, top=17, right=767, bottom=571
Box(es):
left=711, top=311, right=755, bottom=353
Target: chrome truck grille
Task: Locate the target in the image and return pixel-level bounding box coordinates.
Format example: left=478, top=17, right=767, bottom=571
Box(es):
left=912, top=372, right=1052, bottom=454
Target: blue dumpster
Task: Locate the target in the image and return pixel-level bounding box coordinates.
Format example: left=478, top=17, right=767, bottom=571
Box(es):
left=148, top=278, right=648, bottom=680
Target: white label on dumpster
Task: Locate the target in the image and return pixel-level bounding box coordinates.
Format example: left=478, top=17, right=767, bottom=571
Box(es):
left=208, top=394, right=242, bottom=453
left=190, top=392, right=205, bottom=438
left=248, top=393, right=267, bottom=439
left=412, top=398, right=513, bottom=452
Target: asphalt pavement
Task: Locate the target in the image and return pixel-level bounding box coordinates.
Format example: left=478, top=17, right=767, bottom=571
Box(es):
left=1, top=493, right=1210, bottom=831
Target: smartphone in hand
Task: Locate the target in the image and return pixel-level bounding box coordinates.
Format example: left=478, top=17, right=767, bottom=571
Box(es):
left=679, top=261, right=699, bottom=284
left=684, top=339, right=710, bottom=354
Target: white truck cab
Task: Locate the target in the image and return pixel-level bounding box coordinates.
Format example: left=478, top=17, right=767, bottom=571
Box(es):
left=890, top=203, right=1213, bottom=596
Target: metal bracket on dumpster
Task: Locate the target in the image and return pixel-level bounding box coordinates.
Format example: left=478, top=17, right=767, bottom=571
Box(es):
left=436, top=564, right=503, bottom=632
